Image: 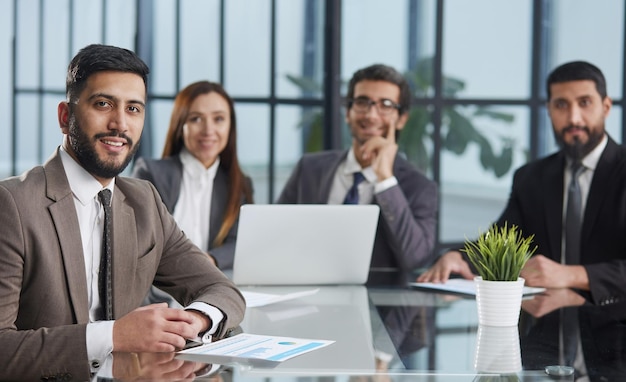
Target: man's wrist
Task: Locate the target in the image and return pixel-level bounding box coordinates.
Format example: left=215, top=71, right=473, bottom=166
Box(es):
left=374, top=176, right=398, bottom=193
left=187, top=309, right=212, bottom=334
left=185, top=302, right=225, bottom=339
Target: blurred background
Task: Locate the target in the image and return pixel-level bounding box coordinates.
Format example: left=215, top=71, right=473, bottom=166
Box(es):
left=1, top=0, right=624, bottom=254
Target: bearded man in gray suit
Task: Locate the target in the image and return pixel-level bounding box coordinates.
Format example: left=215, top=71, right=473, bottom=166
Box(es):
left=0, top=44, right=245, bottom=380
left=277, top=64, right=438, bottom=285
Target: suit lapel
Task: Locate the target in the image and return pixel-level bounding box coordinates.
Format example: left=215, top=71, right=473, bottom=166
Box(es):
left=155, top=157, right=183, bottom=213
left=44, top=151, right=90, bottom=324
left=543, top=154, right=566, bottom=259
left=583, top=138, right=618, bottom=244
left=209, top=168, right=228, bottom=245
left=111, top=186, right=137, bottom=318
left=319, top=151, right=348, bottom=203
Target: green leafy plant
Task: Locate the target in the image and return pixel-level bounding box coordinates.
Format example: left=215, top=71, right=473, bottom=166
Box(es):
left=399, top=57, right=520, bottom=177
left=463, top=223, right=537, bottom=281
left=286, top=56, right=524, bottom=178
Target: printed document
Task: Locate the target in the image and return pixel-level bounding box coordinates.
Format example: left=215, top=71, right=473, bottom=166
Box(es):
left=177, top=333, right=334, bottom=366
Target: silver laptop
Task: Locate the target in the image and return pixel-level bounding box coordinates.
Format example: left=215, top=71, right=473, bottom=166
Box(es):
left=232, top=204, right=380, bottom=286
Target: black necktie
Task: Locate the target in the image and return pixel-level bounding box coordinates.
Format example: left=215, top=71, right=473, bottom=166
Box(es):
left=98, top=189, right=113, bottom=320
left=343, top=172, right=365, bottom=204
left=565, top=162, right=585, bottom=265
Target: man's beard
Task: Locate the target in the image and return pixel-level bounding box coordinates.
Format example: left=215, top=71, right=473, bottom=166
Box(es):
left=68, top=114, right=139, bottom=179
left=554, top=125, right=604, bottom=162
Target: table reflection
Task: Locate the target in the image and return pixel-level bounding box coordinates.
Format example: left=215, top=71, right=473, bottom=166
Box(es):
left=474, top=325, right=522, bottom=374
left=520, top=290, right=626, bottom=381
left=3, top=285, right=625, bottom=381
left=107, top=352, right=226, bottom=381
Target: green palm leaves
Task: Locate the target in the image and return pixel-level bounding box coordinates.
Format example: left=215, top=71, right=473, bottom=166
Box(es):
left=463, top=223, right=537, bottom=281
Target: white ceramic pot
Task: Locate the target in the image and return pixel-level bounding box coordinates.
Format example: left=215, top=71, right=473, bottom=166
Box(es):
left=474, top=276, right=525, bottom=327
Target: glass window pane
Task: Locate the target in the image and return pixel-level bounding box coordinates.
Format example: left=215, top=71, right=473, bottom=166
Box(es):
left=224, top=0, right=271, bottom=97
left=549, top=0, right=624, bottom=99
left=42, top=95, right=62, bottom=158
left=274, top=105, right=324, bottom=202
left=105, top=0, right=137, bottom=49
left=341, top=0, right=410, bottom=81
left=146, top=99, right=174, bottom=157
left=180, top=0, right=220, bottom=85
left=237, top=104, right=270, bottom=203
left=16, top=0, right=41, bottom=89
left=440, top=106, right=530, bottom=242
left=0, top=0, right=14, bottom=178
left=276, top=0, right=324, bottom=99
left=607, top=106, right=623, bottom=143
left=72, top=0, right=104, bottom=50
left=42, top=0, right=69, bottom=90
left=443, top=0, right=532, bottom=99
left=151, top=0, right=177, bottom=95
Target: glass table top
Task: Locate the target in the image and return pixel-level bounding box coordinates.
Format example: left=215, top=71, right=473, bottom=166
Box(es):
left=8, top=280, right=610, bottom=381
left=160, top=284, right=625, bottom=381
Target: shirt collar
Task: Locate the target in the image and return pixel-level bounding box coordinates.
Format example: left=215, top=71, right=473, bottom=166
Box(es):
left=179, top=148, right=220, bottom=179
left=568, top=133, right=608, bottom=172
left=59, top=144, right=115, bottom=206
left=345, top=148, right=377, bottom=182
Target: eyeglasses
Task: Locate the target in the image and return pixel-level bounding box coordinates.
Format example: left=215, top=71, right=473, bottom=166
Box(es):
left=347, top=97, right=401, bottom=115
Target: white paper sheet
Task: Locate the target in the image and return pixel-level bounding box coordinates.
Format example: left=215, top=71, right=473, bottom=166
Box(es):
left=410, top=278, right=546, bottom=297
left=242, top=288, right=319, bottom=308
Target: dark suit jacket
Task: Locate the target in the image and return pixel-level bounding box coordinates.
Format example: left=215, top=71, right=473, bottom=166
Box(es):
left=494, top=137, right=626, bottom=305
left=0, top=149, right=245, bottom=381
left=132, top=155, right=253, bottom=270
left=276, top=150, right=438, bottom=284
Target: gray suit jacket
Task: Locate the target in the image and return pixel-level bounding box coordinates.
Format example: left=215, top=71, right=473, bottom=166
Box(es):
left=277, top=150, right=438, bottom=284
left=0, top=149, right=245, bottom=381
left=132, top=156, right=253, bottom=270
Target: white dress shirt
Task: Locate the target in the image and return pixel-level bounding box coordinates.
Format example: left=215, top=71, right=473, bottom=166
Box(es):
left=59, top=144, right=224, bottom=373
left=59, top=146, right=115, bottom=366
left=173, top=148, right=219, bottom=251
left=327, top=148, right=398, bottom=204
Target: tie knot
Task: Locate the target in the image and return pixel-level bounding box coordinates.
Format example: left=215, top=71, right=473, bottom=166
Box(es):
left=353, top=172, right=365, bottom=185
left=571, top=162, right=585, bottom=178
left=98, top=189, right=112, bottom=207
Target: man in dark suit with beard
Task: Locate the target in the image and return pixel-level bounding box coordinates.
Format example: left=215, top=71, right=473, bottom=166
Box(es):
left=418, top=61, right=626, bottom=307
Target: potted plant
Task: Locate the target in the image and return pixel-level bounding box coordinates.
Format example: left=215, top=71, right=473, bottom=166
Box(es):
left=463, top=223, right=537, bottom=326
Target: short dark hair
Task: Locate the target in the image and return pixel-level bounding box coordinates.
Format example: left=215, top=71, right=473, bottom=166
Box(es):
left=346, top=64, right=412, bottom=115
left=546, top=61, right=607, bottom=100
left=66, top=44, right=150, bottom=102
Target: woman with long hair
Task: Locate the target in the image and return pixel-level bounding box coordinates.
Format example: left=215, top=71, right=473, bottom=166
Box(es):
left=133, top=81, right=253, bottom=270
